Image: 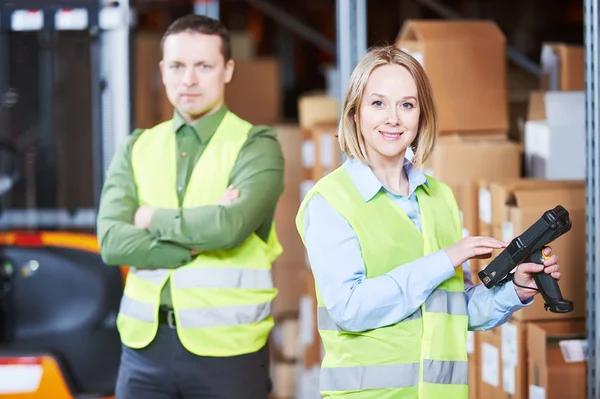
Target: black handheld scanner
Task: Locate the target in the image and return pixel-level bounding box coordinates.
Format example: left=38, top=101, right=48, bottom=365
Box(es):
left=477, top=205, right=574, bottom=313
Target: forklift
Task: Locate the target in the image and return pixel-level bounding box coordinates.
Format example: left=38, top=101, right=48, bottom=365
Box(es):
left=0, top=1, right=132, bottom=397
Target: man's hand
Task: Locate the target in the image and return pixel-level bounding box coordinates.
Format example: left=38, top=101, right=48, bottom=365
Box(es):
left=133, top=205, right=156, bottom=230
left=512, top=246, right=561, bottom=302
left=218, top=185, right=240, bottom=206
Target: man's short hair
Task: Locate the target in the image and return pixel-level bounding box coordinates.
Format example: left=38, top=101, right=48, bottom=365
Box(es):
left=161, top=14, right=232, bottom=60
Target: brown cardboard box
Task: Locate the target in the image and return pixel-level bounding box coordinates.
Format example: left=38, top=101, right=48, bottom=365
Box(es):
left=497, top=320, right=529, bottom=399
left=272, top=361, right=296, bottom=398
left=479, top=328, right=502, bottom=398
left=502, top=183, right=586, bottom=321
left=396, top=20, right=508, bottom=135
left=303, top=123, right=341, bottom=181
left=225, top=58, right=281, bottom=126
left=297, top=94, right=339, bottom=129
left=272, top=124, right=308, bottom=318
left=481, top=319, right=583, bottom=399
left=133, top=31, right=172, bottom=128
left=300, top=268, right=322, bottom=368
left=468, top=331, right=480, bottom=399
left=540, top=43, right=585, bottom=92
left=477, top=178, right=585, bottom=243
left=424, top=136, right=522, bottom=239
left=527, top=91, right=547, bottom=121
left=527, top=319, right=586, bottom=399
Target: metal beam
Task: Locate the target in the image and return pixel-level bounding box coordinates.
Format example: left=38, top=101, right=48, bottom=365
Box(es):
left=193, top=0, right=219, bottom=20
left=244, top=0, right=336, bottom=55
left=412, top=0, right=542, bottom=77
left=585, top=0, right=600, bottom=397
left=99, top=0, right=131, bottom=207
left=336, top=0, right=367, bottom=103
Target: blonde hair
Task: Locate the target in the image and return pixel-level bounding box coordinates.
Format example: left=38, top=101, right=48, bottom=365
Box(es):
left=338, top=45, right=438, bottom=167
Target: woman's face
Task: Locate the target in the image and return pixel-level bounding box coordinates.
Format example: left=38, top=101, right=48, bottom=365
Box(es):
left=358, top=64, right=420, bottom=163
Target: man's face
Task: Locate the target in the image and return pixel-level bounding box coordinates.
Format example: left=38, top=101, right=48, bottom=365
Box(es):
left=160, top=31, right=234, bottom=123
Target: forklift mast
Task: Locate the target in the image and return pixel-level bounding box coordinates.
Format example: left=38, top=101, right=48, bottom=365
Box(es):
left=0, top=0, right=132, bottom=231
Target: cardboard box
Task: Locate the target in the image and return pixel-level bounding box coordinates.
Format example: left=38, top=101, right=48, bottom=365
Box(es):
left=299, top=268, right=322, bottom=368
left=477, top=178, right=585, bottom=242
left=467, top=331, right=480, bottom=399
left=527, top=319, right=586, bottom=399
left=297, top=94, right=339, bottom=129
left=501, top=182, right=586, bottom=321
left=479, top=328, right=502, bottom=398
left=524, top=91, right=585, bottom=180
left=498, top=320, right=529, bottom=399
left=396, top=20, right=509, bottom=135
left=272, top=124, right=309, bottom=318
left=480, top=319, right=584, bottom=399
left=225, top=58, right=281, bottom=126
left=301, top=123, right=341, bottom=182
left=133, top=31, right=172, bottom=128
left=424, top=135, right=522, bottom=238
left=540, top=43, right=585, bottom=92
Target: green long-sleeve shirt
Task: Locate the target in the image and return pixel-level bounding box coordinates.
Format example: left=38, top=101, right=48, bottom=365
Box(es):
left=96, top=105, right=285, bottom=308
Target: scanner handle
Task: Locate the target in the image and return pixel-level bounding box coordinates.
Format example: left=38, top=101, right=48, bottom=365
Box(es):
left=527, top=248, right=574, bottom=313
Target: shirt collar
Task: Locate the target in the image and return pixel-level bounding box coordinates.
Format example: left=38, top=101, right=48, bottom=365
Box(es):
left=343, top=157, right=432, bottom=202
left=172, top=105, right=228, bottom=143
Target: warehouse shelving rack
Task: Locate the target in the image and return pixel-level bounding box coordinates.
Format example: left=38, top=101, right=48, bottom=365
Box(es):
left=585, top=1, right=599, bottom=398
left=0, top=0, right=598, bottom=395
left=211, top=1, right=600, bottom=397
left=0, top=0, right=131, bottom=229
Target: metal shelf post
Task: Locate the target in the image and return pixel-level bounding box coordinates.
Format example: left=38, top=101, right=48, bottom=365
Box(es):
left=99, top=0, right=131, bottom=206
left=194, top=0, right=219, bottom=20
left=336, top=0, right=367, bottom=103
left=585, top=0, right=600, bottom=397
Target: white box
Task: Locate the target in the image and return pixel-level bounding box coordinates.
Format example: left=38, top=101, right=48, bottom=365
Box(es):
left=524, top=91, right=585, bottom=180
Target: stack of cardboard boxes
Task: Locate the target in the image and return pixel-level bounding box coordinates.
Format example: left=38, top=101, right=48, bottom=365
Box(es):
left=473, top=42, right=587, bottom=399
left=266, top=94, right=339, bottom=399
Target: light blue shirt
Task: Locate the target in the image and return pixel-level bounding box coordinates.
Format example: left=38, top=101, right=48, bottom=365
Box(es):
left=302, top=157, right=532, bottom=333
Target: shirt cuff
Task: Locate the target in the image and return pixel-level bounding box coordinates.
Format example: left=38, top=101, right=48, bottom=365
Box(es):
left=495, top=280, right=534, bottom=311
left=149, top=208, right=180, bottom=238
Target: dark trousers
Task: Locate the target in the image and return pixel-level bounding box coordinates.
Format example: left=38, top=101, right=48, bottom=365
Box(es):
left=115, top=325, right=271, bottom=399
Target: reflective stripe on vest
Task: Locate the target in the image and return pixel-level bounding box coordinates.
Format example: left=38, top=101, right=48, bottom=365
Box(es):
left=319, top=359, right=469, bottom=391
left=123, top=266, right=274, bottom=327
left=119, top=111, right=282, bottom=357
left=120, top=293, right=272, bottom=328
left=316, top=288, right=469, bottom=391
left=295, top=165, right=468, bottom=398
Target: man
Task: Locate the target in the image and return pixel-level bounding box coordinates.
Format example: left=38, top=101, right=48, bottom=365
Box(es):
left=97, top=14, right=284, bottom=399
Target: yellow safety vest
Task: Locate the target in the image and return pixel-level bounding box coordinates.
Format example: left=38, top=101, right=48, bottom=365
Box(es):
left=117, top=111, right=282, bottom=357
left=296, top=165, right=468, bottom=399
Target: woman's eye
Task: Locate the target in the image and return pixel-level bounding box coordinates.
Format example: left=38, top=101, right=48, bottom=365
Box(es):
left=372, top=100, right=384, bottom=107
left=402, top=103, right=414, bottom=109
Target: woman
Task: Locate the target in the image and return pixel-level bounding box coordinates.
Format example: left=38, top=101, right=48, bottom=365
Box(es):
left=295, top=45, right=561, bottom=399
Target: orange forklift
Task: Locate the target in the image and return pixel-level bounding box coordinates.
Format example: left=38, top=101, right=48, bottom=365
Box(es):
left=0, top=1, right=132, bottom=398
left=0, top=143, right=125, bottom=399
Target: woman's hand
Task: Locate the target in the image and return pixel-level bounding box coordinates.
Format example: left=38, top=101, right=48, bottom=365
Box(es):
left=444, top=236, right=507, bottom=268
left=512, top=246, right=560, bottom=302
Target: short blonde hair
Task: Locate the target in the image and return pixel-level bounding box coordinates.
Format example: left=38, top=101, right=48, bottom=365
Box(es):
left=338, top=45, right=438, bottom=167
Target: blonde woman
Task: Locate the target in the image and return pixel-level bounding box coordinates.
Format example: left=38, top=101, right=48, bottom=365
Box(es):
left=295, top=45, right=561, bottom=399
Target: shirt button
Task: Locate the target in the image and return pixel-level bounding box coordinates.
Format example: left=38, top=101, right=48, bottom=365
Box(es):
left=177, top=185, right=183, bottom=192
left=181, top=152, right=187, bottom=158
